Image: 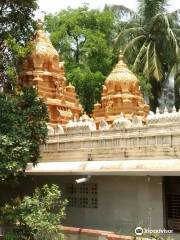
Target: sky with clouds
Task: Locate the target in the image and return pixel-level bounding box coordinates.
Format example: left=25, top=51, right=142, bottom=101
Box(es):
left=35, top=0, right=180, bottom=19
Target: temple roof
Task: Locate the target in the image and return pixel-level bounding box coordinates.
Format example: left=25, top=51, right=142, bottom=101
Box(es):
left=106, top=52, right=138, bottom=83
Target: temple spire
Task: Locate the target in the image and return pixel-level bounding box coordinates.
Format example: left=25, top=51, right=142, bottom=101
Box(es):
left=93, top=49, right=149, bottom=125
left=20, top=20, right=83, bottom=125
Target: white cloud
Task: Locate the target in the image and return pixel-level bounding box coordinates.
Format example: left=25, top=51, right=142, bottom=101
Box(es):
left=35, top=0, right=180, bottom=19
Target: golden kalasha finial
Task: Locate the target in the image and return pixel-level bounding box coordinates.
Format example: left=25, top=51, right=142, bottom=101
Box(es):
left=119, top=50, right=124, bottom=61
left=36, top=19, right=43, bottom=30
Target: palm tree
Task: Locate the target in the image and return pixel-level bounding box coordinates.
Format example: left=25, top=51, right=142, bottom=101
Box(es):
left=111, top=0, right=180, bottom=110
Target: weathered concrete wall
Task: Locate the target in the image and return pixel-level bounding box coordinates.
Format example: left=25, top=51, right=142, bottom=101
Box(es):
left=63, top=176, right=164, bottom=235
left=11, top=175, right=164, bottom=235
left=1, top=175, right=179, bottom=239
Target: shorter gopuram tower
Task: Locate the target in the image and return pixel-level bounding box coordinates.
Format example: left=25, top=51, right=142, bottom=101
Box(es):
left=20, top=20, right=82, bottom=125
left=93, top=52, right=149, bottom=124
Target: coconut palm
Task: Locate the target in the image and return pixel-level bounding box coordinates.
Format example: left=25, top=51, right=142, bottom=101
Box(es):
left=111, top=0, right=180, bottom=110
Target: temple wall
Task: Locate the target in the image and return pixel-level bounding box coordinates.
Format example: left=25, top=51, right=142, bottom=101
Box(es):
left=2, top=175, right=180, bottom=239
left=41, top=123, right=180, bottom=162
left=10, top=176, right=164, bottom=235
left=63, top=176, right=164, bottom=235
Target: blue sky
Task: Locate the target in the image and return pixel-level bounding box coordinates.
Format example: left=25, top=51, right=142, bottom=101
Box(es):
left=35, top=0, right=180, bottom=19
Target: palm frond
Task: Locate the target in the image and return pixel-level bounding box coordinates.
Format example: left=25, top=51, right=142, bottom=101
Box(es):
left=172, top=28, right=180, bottom=33
left=114, top=27, right=144, bottom=46
left=170, top=55, right=180, bottom=77
left=133, top=40, right=148, bottom=71
left=150, top=42, right=164, bottom=81
left=143, top=42, right=152, bottom=77
left=109, top=5, right=138, bottom=20
left=123, top=35, right=146, bottom=54
left=167, top=9, right=180, bottom=22
left=138, top=0, right=168, bottom=24
left=167, top=26, right=179, bottom=55
left=122, top=27, right=144, bottom=36
left=125, top=21, right=141, bottom=28
left=150, top=14, right=179, bottom=55
left=168, top=68, right=175, bottom=88
left=150, top=13, right=169, bottom=29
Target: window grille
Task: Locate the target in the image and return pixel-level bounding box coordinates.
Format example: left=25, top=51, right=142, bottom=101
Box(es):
left=164, top=177, right=180, bottom=231
left=66, top=183, right=98, bottom=208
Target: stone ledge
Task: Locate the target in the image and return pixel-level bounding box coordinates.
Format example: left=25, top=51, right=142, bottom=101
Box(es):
left=62, top=226, right=134, bottom=240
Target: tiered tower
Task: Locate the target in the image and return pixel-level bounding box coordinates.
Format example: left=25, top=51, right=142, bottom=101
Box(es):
left=93, top=52, right=149, bottom=124
left=20, top=20, right=82, bottom=125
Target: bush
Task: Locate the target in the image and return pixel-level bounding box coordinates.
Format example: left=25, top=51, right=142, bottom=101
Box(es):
left=1, top=184, right=68, bottom=240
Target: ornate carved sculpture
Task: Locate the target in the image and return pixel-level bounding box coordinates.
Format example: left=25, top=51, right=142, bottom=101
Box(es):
left=99, top=120, right=110, bottom=131
left=65, top=114, right=96, bottom=133
left=93, top=51, right=149, bottom=125
left=54, top=124, right=64, bottom=134
left=112, top=113, right=132, bottom=129
left=20, top=20, right=83, bottom=125
left=147, top=106, right=180, bottom=125
left=131, top=114, right=143, bottom=128
left=47, top=124, right=55, bottom=135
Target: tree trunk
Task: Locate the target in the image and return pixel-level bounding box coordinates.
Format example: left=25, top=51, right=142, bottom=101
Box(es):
left=150, top=80, right=160, bottom=112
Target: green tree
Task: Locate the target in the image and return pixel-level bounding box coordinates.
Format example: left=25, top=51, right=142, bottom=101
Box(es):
left=1, top=184, right=67, bottom=240
left=112, top=0, right=180, bottom=110
left=67, top=66, right=105, bottom=113
left=0, top=87, right=48, bottom=182
left=0, top=0, right=49, bottom=182
left=45, top=6, right=115, bottom=113
left=0, top=0, right=38, bottom=92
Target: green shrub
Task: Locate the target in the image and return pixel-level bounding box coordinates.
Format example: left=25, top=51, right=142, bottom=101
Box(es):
left=1, top=184, right=68, bottom=240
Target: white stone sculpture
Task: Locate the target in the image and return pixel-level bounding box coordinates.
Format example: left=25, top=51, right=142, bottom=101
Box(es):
left=112, top=113, right=132, bottom=129
left=88, top=118, right=97, bottom=131
left=54, top=124, right=64, bottom=134
left=131, top=115, right=143, bottom=128
left=99, top=119, right=109, bottom=131
left=66, top=114, right=96, bottom=133
left=47, top=124, right=54, bottom=135
left=147, top=105, right=180, bottom=125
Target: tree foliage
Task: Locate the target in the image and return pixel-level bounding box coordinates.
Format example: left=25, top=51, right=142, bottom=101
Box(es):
left=0, top=87, right=48, bottom=182
left=0, top=0, right=49, bottom=182
left=0, top=0, right=38, bottom=92
left=112, top=0, right=180, bottom=109
left=67, top=66, right=105, bottom=113
left=1, top=184, right=67, bottom=240
left=45, top=6, right=115, bottom=113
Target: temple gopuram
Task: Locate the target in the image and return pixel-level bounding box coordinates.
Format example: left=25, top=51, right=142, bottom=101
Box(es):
left=20, top=20, right=82, bottom=125
left=93, top=52, right=149, bottom=125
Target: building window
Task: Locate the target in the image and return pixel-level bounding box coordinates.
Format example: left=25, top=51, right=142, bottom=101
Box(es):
left=66, top=183, right=98, bottom=208
left=164, top=177, right=180, bottom=231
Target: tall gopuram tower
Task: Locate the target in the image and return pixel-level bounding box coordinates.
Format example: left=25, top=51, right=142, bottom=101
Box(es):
left=20, top=20, right=83, bottom=125
left=93, top=52, right=149, bottom=124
